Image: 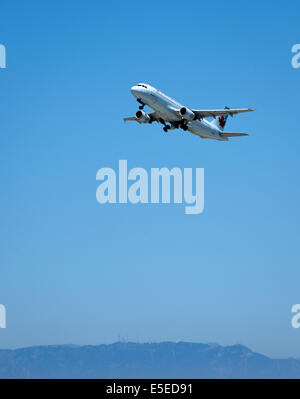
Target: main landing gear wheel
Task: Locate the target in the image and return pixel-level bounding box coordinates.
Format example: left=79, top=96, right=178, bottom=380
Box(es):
left=163, top=125, right=171, bottom=132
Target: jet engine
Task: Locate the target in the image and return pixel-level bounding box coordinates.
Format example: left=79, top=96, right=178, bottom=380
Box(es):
left=136, top=110, right=151, bottom=123
left=179, top=107, right=196, bottom=121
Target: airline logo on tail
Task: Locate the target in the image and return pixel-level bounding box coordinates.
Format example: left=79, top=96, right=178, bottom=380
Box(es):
left=217, top=106, right=231, bottom=130
left=212, top=109, right=229, bottom=130
left=218, top=115, right=227, bottom=128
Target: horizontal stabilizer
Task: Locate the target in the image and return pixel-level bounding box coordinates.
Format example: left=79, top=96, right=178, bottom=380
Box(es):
left=220, top=132, right=249, bottom=137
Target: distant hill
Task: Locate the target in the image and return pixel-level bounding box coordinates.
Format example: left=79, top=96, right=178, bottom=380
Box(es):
left=0, top=342, right=300, bottom=378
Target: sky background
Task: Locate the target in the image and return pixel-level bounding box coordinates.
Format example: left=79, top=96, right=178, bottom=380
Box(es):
left=0, top=0, right=299, bottom=358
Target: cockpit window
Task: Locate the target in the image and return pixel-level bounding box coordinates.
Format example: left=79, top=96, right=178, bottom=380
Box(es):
left=137, top=84, right=148, bottom=88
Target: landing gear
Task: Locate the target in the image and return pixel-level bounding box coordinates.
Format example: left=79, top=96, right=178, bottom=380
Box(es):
left=160, top=119, right=171, bottom=132
left=178, top=120, right=188, bottom=131
left=137, top=98, right=145, bottom=110
left=157, top=118, right=172, bottom=132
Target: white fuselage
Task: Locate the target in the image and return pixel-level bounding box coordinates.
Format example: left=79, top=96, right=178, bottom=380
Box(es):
left=131, top=84, right=228, bottom=141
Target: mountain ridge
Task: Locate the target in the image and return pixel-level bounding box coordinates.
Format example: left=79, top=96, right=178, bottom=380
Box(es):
left=0, top=341, right=299, bottom=379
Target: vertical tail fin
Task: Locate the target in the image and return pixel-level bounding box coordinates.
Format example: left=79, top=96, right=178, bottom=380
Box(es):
left=211, top=106, right=230, bottom=131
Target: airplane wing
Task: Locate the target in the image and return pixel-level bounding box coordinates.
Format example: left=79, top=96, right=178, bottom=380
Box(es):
left=123, top=116, right=138, bottom=122
left=191, top=108, right=254, bottom=119
left=123, top=112, right=159, bottom=123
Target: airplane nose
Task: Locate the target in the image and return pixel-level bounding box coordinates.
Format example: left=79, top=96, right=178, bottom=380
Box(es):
left=131, top=85, right=139, bottom=97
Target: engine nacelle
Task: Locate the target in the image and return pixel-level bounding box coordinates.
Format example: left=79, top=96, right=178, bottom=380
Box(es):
left=179, top=107, right=195, bottom=121
left=136, top=110, right=151, bottom=123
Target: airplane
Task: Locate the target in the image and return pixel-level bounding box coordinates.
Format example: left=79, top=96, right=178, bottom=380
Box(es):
left=124, top=83, right=254, bottom=141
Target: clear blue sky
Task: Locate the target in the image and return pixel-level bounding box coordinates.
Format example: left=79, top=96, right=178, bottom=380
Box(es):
left=0, top=0, right=299, bottom=358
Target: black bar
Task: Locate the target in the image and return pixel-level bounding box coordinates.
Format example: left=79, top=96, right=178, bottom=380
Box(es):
left=0, top=379, right=300, bottom=397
